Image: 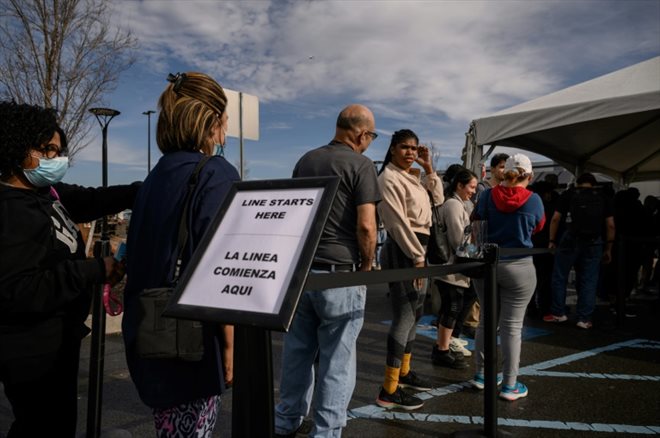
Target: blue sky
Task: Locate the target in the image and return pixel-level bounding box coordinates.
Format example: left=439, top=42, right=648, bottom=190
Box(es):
left=64, top=0, right=660, bottom=187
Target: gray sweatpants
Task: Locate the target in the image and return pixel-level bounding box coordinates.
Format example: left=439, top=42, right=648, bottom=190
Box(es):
left=474, top=257, right=536, bottom=387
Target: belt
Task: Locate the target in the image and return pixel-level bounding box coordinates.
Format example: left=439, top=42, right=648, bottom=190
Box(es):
left=310, top=262, right=358, bottom=272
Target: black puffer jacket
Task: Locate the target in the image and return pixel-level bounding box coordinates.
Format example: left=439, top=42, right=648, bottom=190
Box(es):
left=0, top=182, right=139, bottom=383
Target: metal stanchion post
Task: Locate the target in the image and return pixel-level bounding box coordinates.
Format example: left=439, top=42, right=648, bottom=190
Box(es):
left=453, top=244, right=501, bottom=438
left=88, top=240, right=109, bottom=437
left=482, top=243, right=500, bottom=437
left=87, top=107, right=120, bottom=438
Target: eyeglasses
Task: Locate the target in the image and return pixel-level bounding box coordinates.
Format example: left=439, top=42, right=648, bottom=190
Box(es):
left=36, top=144, right=67, bottom=159
left=366, top=131, right=378, bottom=140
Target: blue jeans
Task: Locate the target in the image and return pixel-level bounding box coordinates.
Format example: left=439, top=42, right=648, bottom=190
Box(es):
left=550, top=233, right=604, bottom=322
left=275, top=278, right=366, bottom=438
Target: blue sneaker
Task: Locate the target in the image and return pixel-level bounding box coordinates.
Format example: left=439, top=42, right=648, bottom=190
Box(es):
left=469, top=373, right=503, bottom=390
left=499, top=381, right=528, bottom=401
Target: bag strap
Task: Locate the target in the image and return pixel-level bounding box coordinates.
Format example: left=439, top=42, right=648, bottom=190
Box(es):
left=172, top=156, right=211, bottom=282
left=428, top=191, right=444, bottom=232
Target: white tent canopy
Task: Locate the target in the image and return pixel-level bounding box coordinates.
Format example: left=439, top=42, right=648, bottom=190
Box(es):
left=463, top=56, right=660, bottom=183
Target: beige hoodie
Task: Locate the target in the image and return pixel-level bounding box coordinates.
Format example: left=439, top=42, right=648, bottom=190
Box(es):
left=378, top=163, right=444, bottom=264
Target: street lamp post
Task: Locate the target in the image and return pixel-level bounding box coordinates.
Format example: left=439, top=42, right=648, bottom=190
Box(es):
left=87, top=107, right=120, bottom=438
left=143, top=110, right=155, bottom=173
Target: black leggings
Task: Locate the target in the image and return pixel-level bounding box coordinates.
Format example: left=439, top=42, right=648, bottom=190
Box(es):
left=452, top=284, right=477, bottom=338
left=2, top=334, right=82, bottom=438
left=436, top=280, right=471, bottom=330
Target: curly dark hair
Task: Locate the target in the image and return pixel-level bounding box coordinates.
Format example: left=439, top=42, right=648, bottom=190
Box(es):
left=0, top=101, right=58, bottom=177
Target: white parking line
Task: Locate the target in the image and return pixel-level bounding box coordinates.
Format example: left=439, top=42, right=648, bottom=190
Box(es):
left=348, top=338, right=660, bottom=434
left=348, top=408, right=660, bottom=434
left=522, top=370, right=660, bottom=381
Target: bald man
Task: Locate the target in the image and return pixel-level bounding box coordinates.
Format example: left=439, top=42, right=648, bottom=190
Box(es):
left=275, top=104, right=380, bottom=438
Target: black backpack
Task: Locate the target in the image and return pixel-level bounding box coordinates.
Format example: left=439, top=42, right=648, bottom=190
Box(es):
left=568, top=187, right=604, bottom=238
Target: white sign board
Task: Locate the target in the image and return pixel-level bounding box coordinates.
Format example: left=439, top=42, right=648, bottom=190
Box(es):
left=224, top=88, right=259, bottom=140
left=165, top=177, right=339, bottom=331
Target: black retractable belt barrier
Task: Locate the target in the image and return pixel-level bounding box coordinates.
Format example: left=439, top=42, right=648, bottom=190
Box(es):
left=304, top=261, right=485, bottom=290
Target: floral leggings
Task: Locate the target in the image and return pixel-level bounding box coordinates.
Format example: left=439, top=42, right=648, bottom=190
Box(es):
left=153, top=395, right=220, bottom=438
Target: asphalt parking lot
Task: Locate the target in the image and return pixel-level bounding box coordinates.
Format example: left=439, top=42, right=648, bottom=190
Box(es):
left=1, top=282, right=658, bottom=437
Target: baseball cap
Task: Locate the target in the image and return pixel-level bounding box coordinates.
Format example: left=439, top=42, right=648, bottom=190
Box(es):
left=504, top=153, right=533, bottom=174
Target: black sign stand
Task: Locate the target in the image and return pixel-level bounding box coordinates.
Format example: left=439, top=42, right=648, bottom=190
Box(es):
left=232, top=326, right=274, bottom=437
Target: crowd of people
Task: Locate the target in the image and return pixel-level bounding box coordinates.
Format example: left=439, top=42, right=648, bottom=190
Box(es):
left=1, top=69, right=658, bottom=437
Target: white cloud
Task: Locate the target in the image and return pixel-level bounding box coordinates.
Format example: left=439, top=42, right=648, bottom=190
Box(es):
left=80, top=0, right=659, bottom=183
left=113, top=0, right=658, bottom=128
left=266, top=122, right=293, bottom=130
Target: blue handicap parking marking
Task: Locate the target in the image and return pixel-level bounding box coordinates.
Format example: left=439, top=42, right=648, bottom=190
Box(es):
left=383, top=314, right=551, bottom=353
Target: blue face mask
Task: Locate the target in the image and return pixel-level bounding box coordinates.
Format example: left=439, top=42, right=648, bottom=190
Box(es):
left=213, top=144, right=225, bottom=157
left=23, top=156, right=69, bottom=187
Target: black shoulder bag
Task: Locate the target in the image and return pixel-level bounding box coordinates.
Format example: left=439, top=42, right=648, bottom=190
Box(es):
left=136, top=156, right=211, bottom=361
left=427, top=201, right=451, bottom=265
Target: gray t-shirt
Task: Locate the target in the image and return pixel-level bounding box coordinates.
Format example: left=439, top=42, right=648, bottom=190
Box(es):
left=293, top=141, right=381, bottom=264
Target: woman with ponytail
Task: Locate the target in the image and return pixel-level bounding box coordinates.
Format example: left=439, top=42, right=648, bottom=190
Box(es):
left=431, top=169, right=478, bottom=369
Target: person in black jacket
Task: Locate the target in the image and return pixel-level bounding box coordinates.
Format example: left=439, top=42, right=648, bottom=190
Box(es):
left=529, top=180, right=559, bottom=317
left=0, top=101, right=139, bottom=438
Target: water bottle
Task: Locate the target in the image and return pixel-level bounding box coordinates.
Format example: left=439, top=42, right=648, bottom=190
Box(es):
left=107, top=241, right=127, bottom=286
left=114, top=241, right=127, bottom=262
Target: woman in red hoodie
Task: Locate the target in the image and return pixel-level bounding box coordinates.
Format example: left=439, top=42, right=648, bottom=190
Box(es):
left=470, top=153, right=545, bottom=401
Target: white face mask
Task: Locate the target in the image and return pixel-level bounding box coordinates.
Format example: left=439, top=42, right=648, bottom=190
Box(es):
left=23, top=156, right=69, bottom=187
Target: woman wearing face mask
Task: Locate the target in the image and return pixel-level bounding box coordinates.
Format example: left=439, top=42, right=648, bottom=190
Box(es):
left=122, top=72, right=239, bottom=437
left=0, top=101, right=139, bottom=437
left=375, top=129, right=444, bottom=411
left=432, top=169, right=478, bottom=369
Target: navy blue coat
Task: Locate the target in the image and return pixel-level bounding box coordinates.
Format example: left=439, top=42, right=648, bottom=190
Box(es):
left=123, top=150, right=240, bottom=408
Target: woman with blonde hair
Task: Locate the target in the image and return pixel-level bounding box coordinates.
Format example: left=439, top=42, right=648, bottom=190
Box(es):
left=470, top=153, right=544, bottom=400
left=123, top=72, right=239, bottom=436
